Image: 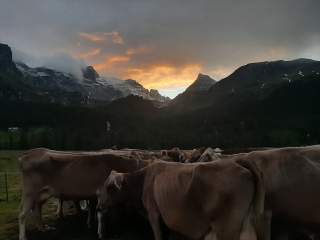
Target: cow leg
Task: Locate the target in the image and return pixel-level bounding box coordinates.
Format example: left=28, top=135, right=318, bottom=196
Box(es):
left=239, top=213, right=257, bottom=240
left=263, top=210, right=272, bottom=240
left=204, top=231, right=218, bottom=240
left=74, top=200, right=82, bottom=214
left=33, top=202, right=44, bottom=231
left=19, top=197, right=34, bottom=240
left=87, top=199, right=97, bottom=229
left=56, top=198, right=64, bottom=218
left=148, top=210, right=163, bottom=240
left=87, top=201, right=92, bottom=228
left=273, top=231, right=289, bottom=240
left=219, top=200, right=256, bottom=240
left=97, top=211, right=103, bottom=239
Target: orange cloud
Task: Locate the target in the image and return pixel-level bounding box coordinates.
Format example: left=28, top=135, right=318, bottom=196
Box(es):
left=75, top=48, right=101, bottom=60
left=107, top=31, right=124, bottom=45
left=79, top=31, right=124, bottom=45
left=79, top=32, right=106, bottom=43
left=94, top=55, right=130, bottom=71
left=126, top=47, right=151, bottom=55
left=92, top=46, right=152, bottom=72
left=124, top=64, right=202, bottom=89
left=74, top=41, right=200, bottom=90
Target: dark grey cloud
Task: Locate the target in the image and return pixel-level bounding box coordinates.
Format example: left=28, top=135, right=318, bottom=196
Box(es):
left=1, top=0, right=320, bottom=96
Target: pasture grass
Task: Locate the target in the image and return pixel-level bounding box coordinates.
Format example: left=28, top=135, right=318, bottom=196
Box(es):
left=0, top=150, right=21, bottom=240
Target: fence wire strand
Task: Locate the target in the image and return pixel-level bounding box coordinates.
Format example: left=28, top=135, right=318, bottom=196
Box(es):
left=0, top=171, right=21, bottom=202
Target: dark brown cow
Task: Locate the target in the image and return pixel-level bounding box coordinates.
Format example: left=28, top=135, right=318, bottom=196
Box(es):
left=18, top=148, right=154, bottom=240
left=226, top=145, right=320, bottom=240
left=97, top=160, right=265, bottom=240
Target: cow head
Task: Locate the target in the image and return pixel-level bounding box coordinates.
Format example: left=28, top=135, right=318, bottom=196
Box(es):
left=96, top=170, right=125, bottom=212
left=165, top=147, right=186, bottom=162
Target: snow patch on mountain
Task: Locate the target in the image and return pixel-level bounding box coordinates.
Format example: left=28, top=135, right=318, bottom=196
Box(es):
left=15, top=62, right=170, bottom=104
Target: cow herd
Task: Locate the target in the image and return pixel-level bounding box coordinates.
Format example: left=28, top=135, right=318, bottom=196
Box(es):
left=18, top=146, right=320, bottom=240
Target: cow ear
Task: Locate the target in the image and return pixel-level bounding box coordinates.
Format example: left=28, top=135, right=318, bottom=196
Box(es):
left=113, top=174, right=124, bottom=190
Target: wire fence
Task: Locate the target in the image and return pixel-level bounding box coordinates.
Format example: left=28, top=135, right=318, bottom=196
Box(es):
left=0, top=171, right=21, bottom=202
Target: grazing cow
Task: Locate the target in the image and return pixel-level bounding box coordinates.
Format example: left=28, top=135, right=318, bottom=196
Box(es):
left=18, top=148, right=153, bottom=240
left=161, top=147, right=205, bottom=163
left=228, top=145, right=320, bottom=240
left=96, top=160, right=265, bottom=240
left=55, top=148, right=180, bottom=221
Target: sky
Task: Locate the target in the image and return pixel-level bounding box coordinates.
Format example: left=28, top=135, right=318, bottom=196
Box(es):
left=1, top=0, right=320, bottom=98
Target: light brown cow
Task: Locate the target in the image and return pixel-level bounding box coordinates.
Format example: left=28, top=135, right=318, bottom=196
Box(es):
left=96, top=160, right=265, bottom=240
left=54, top=148, right=178, bottom=220
left=227, top=145, right=320, bottom=240
left=18, top=148, right=154, bottom=240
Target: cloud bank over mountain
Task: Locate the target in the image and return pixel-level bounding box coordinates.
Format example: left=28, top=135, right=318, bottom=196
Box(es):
left=1, top=0, right=320, bottom=96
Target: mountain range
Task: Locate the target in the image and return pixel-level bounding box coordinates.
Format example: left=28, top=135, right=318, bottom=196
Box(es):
left=1, top=42, right=320, bottom=149
left=170, top=58, right=320, bottom=112
left=0, top=43, right=169, bottom=106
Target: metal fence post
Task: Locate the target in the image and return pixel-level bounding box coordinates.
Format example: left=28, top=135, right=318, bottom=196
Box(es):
left=4, top=172, right=8, bottom=202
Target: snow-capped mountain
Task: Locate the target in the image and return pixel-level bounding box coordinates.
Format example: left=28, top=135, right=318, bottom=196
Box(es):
left=0, top=42, right=169, bottom=105
left=15, top=62, right=170, bottom=105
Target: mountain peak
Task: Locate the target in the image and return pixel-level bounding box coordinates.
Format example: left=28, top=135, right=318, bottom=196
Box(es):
left=0, top=43, right=16, bottom=72
left=185, top=73, right=216, bottom=93
left=82, top=66, right=99, bottom=81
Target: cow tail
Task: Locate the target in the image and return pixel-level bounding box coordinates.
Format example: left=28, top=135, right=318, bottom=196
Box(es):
left=238, top=159, right=266, bottom=240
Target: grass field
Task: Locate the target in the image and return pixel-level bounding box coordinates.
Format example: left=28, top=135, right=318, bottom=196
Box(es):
left=0, top=150, right=22, bottom=240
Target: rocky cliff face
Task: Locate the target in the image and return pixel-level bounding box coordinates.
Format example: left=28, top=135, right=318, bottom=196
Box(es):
left=82, top=66, right=99, bottom=82
left=0, top=43, right=17, bottom=73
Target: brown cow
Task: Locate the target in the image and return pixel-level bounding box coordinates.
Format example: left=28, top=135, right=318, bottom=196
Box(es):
left=18, top=148, right=154, bottom=240
left=226, top=145, right=320, bottom=240
left=96, top=160, right=265, bottom=240
left=55, top=148, right=180, bottom=220
left=161, top=147, right=205, bottom=163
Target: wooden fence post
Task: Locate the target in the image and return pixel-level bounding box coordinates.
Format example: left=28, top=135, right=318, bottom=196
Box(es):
left=4, top=172, right=8, bottom=202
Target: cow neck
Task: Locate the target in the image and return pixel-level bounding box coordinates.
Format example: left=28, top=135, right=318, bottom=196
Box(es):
left=122, top=168, right=146, bottom=209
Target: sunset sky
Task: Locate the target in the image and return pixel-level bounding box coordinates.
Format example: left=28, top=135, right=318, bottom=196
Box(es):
left=1, top=0, right=320, bottom=97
